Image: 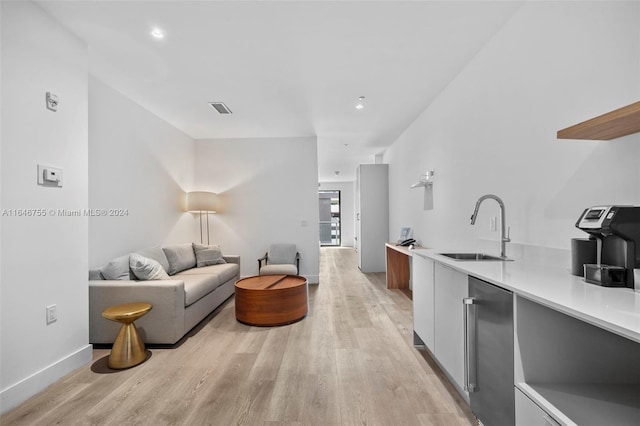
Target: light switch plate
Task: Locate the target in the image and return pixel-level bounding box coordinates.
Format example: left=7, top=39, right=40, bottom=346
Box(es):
left=46, top=304, right=57, bottom=324
left=46, top=92, right=58, bottom=112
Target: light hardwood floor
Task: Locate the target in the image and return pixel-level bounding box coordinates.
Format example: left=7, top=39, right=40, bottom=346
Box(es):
left=2, top=247, right=474, bottom=425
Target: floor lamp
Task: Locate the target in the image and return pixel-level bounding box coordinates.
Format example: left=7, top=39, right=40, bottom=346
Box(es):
left=186, top=191, right=217, bottom=245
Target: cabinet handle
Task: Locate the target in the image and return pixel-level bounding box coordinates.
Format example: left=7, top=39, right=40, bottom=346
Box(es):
left=463, top=297, right=477, bottom=392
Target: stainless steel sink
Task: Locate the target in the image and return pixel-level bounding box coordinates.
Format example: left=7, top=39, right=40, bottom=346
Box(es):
left=439, top=252, right=510, bottom=261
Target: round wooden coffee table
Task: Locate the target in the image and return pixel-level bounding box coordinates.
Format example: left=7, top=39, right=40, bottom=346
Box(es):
left=235, top=275, right=308, bottom=326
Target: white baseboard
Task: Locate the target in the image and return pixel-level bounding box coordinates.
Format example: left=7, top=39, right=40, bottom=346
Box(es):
left=0, top=344, right=93, bottom=415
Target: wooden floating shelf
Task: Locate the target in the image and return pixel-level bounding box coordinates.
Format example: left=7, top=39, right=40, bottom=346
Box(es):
left=557, top=101, right=640, bottom=140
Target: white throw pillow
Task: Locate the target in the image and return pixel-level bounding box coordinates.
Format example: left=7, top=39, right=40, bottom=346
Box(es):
left=130, top=253, right=170, bottom=281
left=193, top=243, right=227, bottom=267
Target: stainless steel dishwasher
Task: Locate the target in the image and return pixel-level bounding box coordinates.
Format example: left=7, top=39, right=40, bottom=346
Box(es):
left=464, top=276, right=515, bottom=426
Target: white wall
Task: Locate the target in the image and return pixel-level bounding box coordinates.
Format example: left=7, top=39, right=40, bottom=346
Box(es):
left=88, top=78, right=196, bottom=268
left=195, top=137, right=320, bottom=283
left=318, top=181, right=355, bottom=247
left=385, top=1, right=640, bottom=264
left=1, top=1, right=92, bottom=412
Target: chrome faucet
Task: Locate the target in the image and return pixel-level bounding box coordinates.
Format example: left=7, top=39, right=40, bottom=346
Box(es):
left=470, top=194, right=511, bottom=259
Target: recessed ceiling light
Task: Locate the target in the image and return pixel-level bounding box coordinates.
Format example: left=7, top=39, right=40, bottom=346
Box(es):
left=150, top=27, right=165, bottom=39
left=355, top=96, right=365, bottom=110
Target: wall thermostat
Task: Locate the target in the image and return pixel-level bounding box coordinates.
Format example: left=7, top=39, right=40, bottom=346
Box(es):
left=44, top=169, right=60, bottom=182
left=37, top=164, right=63, bottom=187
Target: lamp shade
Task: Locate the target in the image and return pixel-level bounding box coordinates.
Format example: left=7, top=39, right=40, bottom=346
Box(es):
left=186, top=191, right=217, bottom=213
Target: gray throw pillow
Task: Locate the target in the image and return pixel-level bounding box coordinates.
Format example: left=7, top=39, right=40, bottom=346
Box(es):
left=89, top=269, right=105, bottom=280
left=101, top=255, right=132, bottom=280
left=193, top=243, right=227, bottom=267
left=135, top=246, right=171, bottom=274
left=162, top=243, right=197, bottom=275
left=129, top=253, right=170, bottom=281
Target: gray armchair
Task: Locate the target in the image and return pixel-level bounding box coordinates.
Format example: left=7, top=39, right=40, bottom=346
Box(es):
left=258, top=243, right=300, bottom=276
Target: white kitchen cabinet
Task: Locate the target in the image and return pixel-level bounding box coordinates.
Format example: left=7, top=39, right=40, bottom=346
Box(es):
left=434, top=263, right=468, bottom=396
left=412, top=255, right=435, bottom=352
left=355, top=164, right=388, bottom=272
left=515, top=296, right=640, bottom=426
left=412, top=249, right=640, bottom=425
left=515, top=388, right=561, bottom=426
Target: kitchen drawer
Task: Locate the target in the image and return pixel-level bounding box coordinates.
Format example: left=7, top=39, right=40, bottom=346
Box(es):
left=516, top=388, right=561, bottom=426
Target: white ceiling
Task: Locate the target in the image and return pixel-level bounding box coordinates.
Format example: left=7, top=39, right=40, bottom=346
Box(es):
left=37, top=1, right=521, bottom=182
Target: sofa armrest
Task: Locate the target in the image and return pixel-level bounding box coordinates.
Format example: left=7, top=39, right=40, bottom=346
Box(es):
left=223, top=255, right=241, bottom=270
left=89, top=279, right=186, bottom=344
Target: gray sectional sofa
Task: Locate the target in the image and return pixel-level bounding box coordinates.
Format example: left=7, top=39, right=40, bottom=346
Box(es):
left=89, top=243, right=240, bottom=345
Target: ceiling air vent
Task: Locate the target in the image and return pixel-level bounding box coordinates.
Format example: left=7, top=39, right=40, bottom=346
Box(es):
left=209, top=102, right=232, bottom=114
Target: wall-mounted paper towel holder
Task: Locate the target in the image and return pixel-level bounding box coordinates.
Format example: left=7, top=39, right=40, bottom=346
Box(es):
left=410, top=170, right=434, bottom=188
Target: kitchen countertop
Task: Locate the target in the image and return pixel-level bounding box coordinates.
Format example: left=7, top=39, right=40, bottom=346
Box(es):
left=411, top=248, right=640, bottom=343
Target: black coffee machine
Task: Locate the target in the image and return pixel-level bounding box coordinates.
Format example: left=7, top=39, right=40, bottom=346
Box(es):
left=575, top=205, right=640, bottom=289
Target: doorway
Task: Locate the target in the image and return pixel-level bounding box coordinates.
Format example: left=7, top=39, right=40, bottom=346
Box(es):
left=319, top=190, right=341, bottom=246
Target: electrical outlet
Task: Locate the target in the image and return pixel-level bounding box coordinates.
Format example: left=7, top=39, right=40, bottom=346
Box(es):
left=489, top=217, right=497, bottom=232
left=46, top=304, right=57, bottom=324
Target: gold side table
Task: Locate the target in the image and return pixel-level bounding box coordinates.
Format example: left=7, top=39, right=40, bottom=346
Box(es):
left=101, top=302, right=152, bottom=369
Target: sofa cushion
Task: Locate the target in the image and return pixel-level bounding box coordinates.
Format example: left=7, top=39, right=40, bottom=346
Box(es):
left=260, top=264, right=298, bottom=276
left=101, top=255, right=132, bottom=280
left=179, top=273, right=222, bottom=306
left=163, top=243, right=197, bottom=275
left=193, top=243, right=227, bottom=267
left=135, top=246, right=171, bottom=274
left=178, top=263, right=240, bottom=284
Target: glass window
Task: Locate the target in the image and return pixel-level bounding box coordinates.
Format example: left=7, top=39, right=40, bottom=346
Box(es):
left=319, top=190, right=341, bottom=246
